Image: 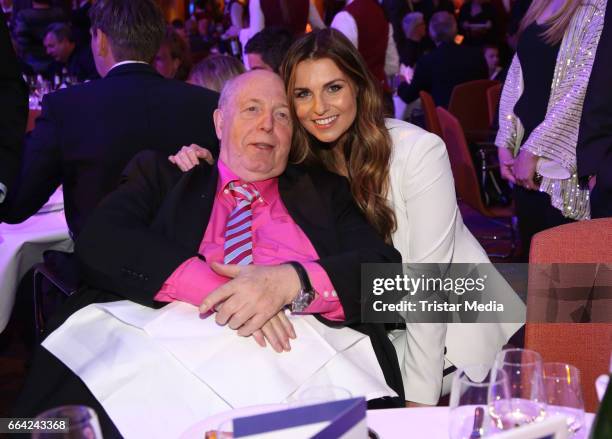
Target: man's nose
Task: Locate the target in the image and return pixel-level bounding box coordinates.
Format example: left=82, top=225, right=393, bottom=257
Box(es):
left=258, top=110, right=274, bottom=132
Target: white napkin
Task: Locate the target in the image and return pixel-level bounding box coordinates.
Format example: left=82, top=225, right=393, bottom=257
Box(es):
left=43, top=301, right=396, bottom=439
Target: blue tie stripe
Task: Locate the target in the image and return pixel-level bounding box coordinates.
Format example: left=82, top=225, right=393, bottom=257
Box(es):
left=226, top=209, right=252, bottom=227
left=224, top=242, right=252, bottom=263
left=225, top=220, right=252, bottom=237
left=224, top=230, right=252, bottom=248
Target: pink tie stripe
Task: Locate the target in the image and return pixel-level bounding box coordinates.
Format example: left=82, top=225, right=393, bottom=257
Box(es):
left=223, top=182, right=258, bottom=265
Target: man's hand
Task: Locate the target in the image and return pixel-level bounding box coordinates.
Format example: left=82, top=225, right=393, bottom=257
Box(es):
left=498, top=147, right=516, bottom=184
left=513, top=149, right=539, bottom=190
left=168, top=144, right=214, bottom=172
left=200, top=262, right=301, bottom=336
left=252, top=309, right=296, bottom=353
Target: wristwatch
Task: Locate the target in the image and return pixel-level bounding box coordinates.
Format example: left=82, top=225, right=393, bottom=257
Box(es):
left=287, top=261, right=316, bottom=312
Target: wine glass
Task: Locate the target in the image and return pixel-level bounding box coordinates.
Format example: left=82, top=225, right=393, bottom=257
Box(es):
left=543, top=362, right=585, bottom=436
left=448, top=364, right=510, bottom=439
left=489, top=349, right=547, bottom=430
left=32, top=405, right=102, bottom=439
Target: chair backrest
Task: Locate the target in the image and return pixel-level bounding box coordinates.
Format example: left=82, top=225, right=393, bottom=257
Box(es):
left=448, top=79, right=499, bottom=134
left=486, top=82, right=502, bottom=127
left=527, top=219, right=612, bottom=412
left=436, top=107, right=488, bottom=214
left=419, top=90, right=443, bottom=138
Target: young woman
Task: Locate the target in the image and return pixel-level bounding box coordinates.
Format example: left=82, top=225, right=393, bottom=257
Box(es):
left=171, top=29, right=521, bottom=406
left=496, top=0, right=606, bottom=254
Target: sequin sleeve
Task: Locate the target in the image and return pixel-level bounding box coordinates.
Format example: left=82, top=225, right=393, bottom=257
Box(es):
left=495, top=54, right=524, bottom=154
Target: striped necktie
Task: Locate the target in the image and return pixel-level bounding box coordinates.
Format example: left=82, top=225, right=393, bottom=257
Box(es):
left=223, top=181, right=259, bottom=265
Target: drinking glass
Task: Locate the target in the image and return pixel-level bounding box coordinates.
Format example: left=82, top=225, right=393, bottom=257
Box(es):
left=490, top=349, right=547, bottom=430
left=448, top=364, right=510, bottom=439
left=32, top=405, right=102, bottom=439
left=543, top=362, right=585, bottom=436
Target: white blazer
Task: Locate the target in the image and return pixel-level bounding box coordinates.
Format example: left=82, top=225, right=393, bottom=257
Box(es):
left=384, top=119, right=524, bottom=405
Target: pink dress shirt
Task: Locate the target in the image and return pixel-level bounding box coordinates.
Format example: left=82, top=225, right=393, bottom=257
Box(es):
left=154, top=160, right=345, bottom=321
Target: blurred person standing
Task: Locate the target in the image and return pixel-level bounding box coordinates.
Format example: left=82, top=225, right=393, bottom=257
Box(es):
left=187, top=53, right=245, bottom=92
left=577, top=0, right=612, bottom=219
left=331, top=0, right=400, bottom=88
left=238, top=0, right=325, bottom=49
left=153, top=27, right=191, bottom=80
left=70, top=0, right=90, bottom=46
left=12, top=0, right=67, bottom=73
left=243, top=26, right=293, bottom=72
left=496, top=0, right=607, bottom=255
left=0, top=13, right=28, bottom=203
left=397, top=11, right=488, bottom=107
left=0, top=0, right=219, bottom=238
left=458, top=0, right=496, bottom=46
left=407, top=0, right=455, bottom=22
left=43, top=22, right=98, bottom=82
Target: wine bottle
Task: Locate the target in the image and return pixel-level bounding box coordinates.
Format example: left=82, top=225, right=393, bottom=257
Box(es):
left=589, top=374, right=612, bottom=439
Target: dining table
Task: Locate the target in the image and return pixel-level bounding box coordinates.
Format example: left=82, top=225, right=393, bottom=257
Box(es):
left=0, top=188, right=71, bottom=333
left=179, top=405, right=595, bottom=438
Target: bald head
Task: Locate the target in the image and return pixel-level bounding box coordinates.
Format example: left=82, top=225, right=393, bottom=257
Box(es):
left=213, top=70, right=292, bottom=182
left=218, top=70, right=285, bottom=111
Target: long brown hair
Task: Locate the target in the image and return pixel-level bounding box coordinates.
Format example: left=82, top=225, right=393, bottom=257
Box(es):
left=280, top=29, right=396, bottom=242
left=519, top=0, right=582, bottom=45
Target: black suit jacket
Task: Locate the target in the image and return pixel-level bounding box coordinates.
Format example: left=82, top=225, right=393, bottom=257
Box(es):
left=398, top=42, right=488, bottom=108
left=74, top=151, right=405, bottom=402
left=577, top=0, right=612, bottom=218
left=0, top=16, right=28, bottom=197
left=0, top=63, right=219, bottom=236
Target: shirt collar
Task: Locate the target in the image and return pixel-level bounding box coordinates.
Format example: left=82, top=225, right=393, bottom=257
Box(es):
left=217, top=159, right=278, bottom=205
left=109, top=60, right=149, bottom=72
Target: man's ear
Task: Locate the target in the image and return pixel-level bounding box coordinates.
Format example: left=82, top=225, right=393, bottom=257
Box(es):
left=92, top=29, right=110, bottom=58
left=213, top=108, right=223, bottom=140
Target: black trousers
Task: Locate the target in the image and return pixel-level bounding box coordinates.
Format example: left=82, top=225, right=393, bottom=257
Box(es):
left=514, top=186, right=575, bottom=258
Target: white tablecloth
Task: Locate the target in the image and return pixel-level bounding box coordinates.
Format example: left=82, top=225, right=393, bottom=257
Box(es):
left=0, top=189, right=71, bottom=332
left=179, top=406, right=594, bottom=438
left=366, top=407, right=594, bottom=439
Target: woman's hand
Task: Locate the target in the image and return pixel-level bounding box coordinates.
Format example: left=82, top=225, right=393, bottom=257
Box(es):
left=513, top=149, right=540, bottom=190
left=497, top=147, right=516, bottom=184
left=252, top=310, right=297, bottom=353
left=168, top=144, right=214, bottom=172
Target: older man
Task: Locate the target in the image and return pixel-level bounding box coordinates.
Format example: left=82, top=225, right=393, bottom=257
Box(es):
left=43, top=22, right=98, bottom=82
left=13, top=70, right=403, bottom=436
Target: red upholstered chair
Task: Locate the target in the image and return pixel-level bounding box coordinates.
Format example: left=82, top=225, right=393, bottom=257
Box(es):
left=436, top=107, right=516, bottom=256
left=419, top=90, right=443, bottom=138
left=448, top=79, right=499, bottom=142
left=486, top=82, right=502, bottom=127
left=526, top=219, right=612, bottom=412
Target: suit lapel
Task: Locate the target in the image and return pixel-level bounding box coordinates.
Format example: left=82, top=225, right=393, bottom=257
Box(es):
left=279, top=166, right=338, bottom=257
left=165, top=163, right=218, bottom=252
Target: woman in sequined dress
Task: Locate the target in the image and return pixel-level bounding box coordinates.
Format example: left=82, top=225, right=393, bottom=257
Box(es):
left=495, top=0, right=607, bottom=256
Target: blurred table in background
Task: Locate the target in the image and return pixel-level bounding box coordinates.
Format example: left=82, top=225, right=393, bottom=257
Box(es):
left=0, top=188, right=71, bottom=333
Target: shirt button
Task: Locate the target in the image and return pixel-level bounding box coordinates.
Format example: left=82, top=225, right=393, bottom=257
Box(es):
left=331, top=290, right=337, bottom=297
left=242, top=184, right=248, bottom=188
left=323, top=291, right=329, bottom=298
left=224, top=189, right=229, bottom=194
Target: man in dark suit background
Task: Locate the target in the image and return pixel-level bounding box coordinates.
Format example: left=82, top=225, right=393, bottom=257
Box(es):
left=577, top=0, right=612, bottom=219
left=397, top=11, right=488, bottom=108
left=0, top=0, right=219, bottom=237
left=0, top=14, right=28, bottom=203
left=13, top=70, right=404, bottom=437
